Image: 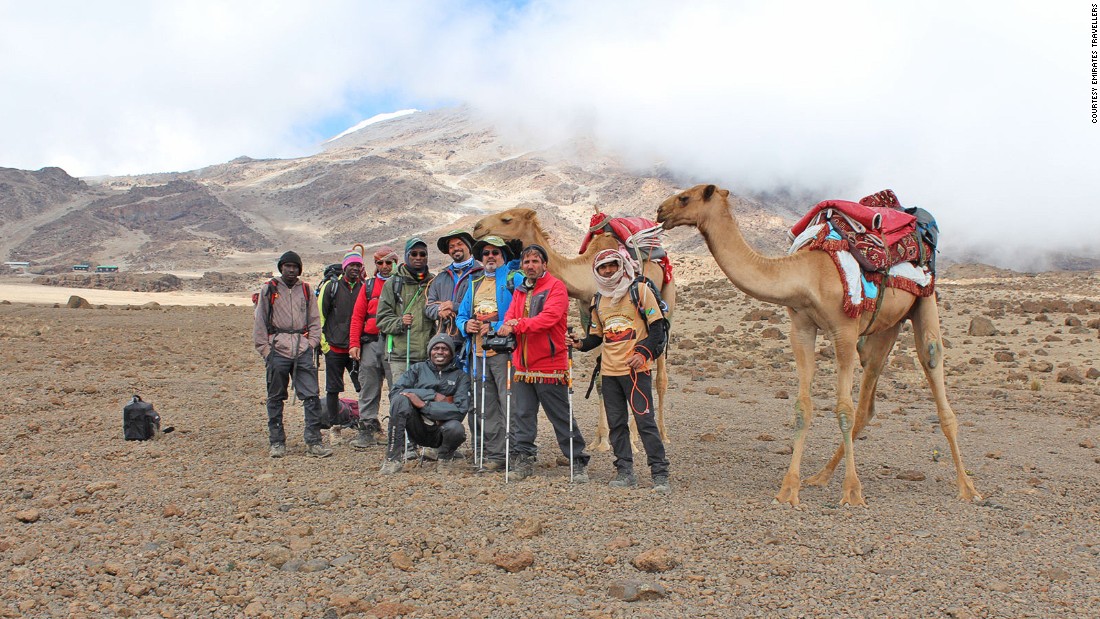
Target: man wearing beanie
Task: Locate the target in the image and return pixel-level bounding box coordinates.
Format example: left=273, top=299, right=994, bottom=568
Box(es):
left=376, top=238, right=435, bottom=378
left=426, top=230, right=483, bottom=349
left=380, top=334, right=471, bottom=474
left=252, top=251, right=330, bottom=458
left=348, top=245, right=399, bottom=448
left=455, top=235, right=523, bottom=470
left=318, top=249, right=365, bottom=443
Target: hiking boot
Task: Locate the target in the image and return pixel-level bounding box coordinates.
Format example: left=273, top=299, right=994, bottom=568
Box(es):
left=269, top=443, right=286, bottom=459
left=508, top=455, right=535, bottom=481
left=571, top=464, right=590, bottom=484
left=305, top=443, right=333, bottom=458
left=608, top=471, right=637, bottom=488
left=480, top=460, right=505, bottom=472
left=349, top=428, right=377, bottom=449
left=380, top=459, right=403, bottom=475
left=403, top=444, right=420, bottom=461
left=438, top=452, right=465, bottom=473
left=652, top=474, right=671, bottom=494
left=420, top=447, right=439, bottom=461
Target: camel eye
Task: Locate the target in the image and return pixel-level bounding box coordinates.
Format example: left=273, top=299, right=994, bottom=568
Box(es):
left=678, top=195, right=688, bottom=206
left=501, top=217, right=512, bottom=224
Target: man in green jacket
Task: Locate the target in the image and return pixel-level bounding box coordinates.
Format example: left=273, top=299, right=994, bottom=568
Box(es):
left=375, top=238, right=435, bottom=377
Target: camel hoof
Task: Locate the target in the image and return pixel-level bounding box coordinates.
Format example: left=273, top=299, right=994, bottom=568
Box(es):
left=839, top=493, right=867, bottom=507
left=804, top=471, right=833, bottom=487
left=774, top=487, right=800, bottom=507
left=591, top=440, right=612, bottom=453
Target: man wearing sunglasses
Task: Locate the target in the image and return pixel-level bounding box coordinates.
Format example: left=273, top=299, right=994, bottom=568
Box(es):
left=376, top=238, right=436, bottom=377
left=455, top=236, right=523, bottom=470
left=348, top=245, right=399, bottom=448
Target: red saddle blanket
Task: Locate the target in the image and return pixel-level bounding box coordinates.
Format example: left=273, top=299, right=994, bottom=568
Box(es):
left=580, top=213, right=673, bottom=283
left=790, top=193, right=919, bottom=272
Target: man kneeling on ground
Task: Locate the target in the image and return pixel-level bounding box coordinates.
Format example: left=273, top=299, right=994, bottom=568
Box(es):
left=381, top=334, right=471, bottom=474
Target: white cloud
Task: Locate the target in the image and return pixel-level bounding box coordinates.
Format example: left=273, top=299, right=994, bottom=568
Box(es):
left=0, top=0, right=1096, bottom=265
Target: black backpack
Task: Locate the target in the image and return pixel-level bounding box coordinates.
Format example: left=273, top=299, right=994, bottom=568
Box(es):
left=123, top=395, right=163, bottom=441
left=317, top=263, right=344, bottom=317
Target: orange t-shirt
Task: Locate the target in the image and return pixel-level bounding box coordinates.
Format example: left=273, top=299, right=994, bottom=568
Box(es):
left=588, top=291, right=664, bottom=376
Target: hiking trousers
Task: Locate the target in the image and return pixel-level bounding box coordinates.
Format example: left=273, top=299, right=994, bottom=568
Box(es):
left=384, top=395, right=466, bottom=460
left=356, top=337, right=392, bottom=426
left=509, top=379, right=590, bottom=467
left=470, top=352, right=509, bottom=464
left=603, top=372, right=669, bottom=476
left=324, top=350, right=359, bottom=424
left=265, top=350, right=324, bottom=446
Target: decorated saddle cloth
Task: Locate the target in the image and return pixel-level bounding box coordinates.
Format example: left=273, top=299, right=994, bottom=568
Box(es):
left=787, top=190, right=936, bottom=318
left=580, top=213, right=674, bottom=284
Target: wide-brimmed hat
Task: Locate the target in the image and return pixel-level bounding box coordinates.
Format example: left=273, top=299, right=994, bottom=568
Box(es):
left=436, top=230, right=475, bottom=254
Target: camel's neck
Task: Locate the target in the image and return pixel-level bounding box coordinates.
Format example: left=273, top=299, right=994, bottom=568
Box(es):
left=521, top=227, right=596, bottom=302
left=697, top=205, right=804, bottom=307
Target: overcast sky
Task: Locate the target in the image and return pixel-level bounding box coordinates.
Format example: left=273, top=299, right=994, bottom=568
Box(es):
left=1, top=1, right=1096, bottom=266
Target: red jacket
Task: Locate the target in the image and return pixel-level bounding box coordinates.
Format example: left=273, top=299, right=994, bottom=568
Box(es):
left=349, top=275, right=387, bottom=348
left=504, top=272, right=570, bottom=373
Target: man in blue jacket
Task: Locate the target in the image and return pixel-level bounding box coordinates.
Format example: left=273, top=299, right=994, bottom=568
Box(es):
left=455, top=236, right=522, bottom=471
left=380, top=334, right=471, bottom=474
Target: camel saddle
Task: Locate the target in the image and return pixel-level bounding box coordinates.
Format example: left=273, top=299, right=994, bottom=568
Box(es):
left=580, top=213, right=673, bottom=283
left=789, top=191, right=920, bottom=273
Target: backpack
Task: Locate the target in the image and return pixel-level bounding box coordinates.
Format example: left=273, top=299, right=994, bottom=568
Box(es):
left=123, top=395, right=172, bottom=440
left=258, top=277, right=312, bottom=337
left=320, top=397, right=359, bottom=429
left=591, top=275, right=671, bottom=355
left=317, top=263, right=343, bottom=318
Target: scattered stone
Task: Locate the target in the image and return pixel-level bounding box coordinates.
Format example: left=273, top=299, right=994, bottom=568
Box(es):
left=390, top=550, right=414, bottom=571
left=514, top=517, right=544, bottom=539
left=1065, top=316, right=1081, bottom=326
left=896, top=470, right=926, bottom=482
left=280, top=559, right=305, bottom=572
left=761, top=327, right=783, bottom=339
left=699, top=432, right=718, bottom=442
left=705, top=387, right=720, bottom=396
left=1029, top=361, right=1054, bottom=373
left=756, top=434, right=777, bottom=442
left=967, top=317, right=997, bottom=336
left=1080, top=438, right=1095, bottom=449
left=993, top=351, right=1015, bottom=362
left=1038, top=567, right=1072, bottom=581
left=14, top=509, right=40, bottom=523
left=631, top=548, right=680, bottom=573
left=262, top=545, right=292, bottom=568
left=608, top=579, right=668, bottom=601
left=162, top=504, right=183, bottom=517
left=315, top=490, right=338, bottom=505
left=1087, top=368, right=1100, bottom=380
left=774, top=390, right=789, bottom=399
left=493, top=550, right=535, bottom=572
left=66, top=295, right=93, bottom=309
left=10, top=543, right=42, bottom=565
left=86, top=481, right=118, bottom=494
left=1057, top=368, right=1085, bottom=384
left=299, top=558, right=331, bottom=572
left=607, top=536, right=636, bottom=550
left=678, top=339, right=698, bottom=350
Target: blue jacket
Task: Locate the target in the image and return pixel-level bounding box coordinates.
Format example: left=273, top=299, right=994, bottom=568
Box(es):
left=455, top=260, right=523, bottom=345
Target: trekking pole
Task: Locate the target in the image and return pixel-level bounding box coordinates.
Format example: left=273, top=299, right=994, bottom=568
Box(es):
left=479, top=345, right=487, bottom=469
left=404, top=322, right=411, bottom=460
left=469, top=337, right=478, bottom=466
left=504, top=357, right=512, bottom=484
left=567, top=328, right=575, bottom=483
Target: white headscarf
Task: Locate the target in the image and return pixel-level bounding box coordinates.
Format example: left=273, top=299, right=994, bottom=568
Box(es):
left=593, top=248, right=636, bottom=301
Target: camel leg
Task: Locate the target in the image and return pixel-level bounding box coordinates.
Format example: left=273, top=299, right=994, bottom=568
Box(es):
left=911, top=296, right=981, bottom=501
left=775, top=311, right=817, bottom=506
left=591, top=382, right=612, bottom=452
left=655, top=354, right=669, bottom=444
left=832, top=327, right=866, bottom=506
left=806, top=323, right=901, bottom=487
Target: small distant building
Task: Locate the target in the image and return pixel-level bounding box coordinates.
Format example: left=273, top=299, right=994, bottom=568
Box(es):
left=72, top=264, right=91, bottom=271
left=4, top=261, right=31, bottom=275
left=95, top=265, right=119, bottom=273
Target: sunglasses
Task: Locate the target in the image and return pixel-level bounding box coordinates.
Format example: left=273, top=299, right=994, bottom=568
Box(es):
left=408, top=251, right=428, bottom=258
left=481, top=249, right=502, bottom=257
left=375, top=259, right=395, bottom=266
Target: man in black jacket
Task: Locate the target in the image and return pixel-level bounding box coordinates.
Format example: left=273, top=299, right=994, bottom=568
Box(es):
left=381, top=334, right=471, bottom=474
left=318, top=250, right=364, bottom=433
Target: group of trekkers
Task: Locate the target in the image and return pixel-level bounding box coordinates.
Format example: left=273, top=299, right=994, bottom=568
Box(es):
left=251, top=230, right=671, bottom=493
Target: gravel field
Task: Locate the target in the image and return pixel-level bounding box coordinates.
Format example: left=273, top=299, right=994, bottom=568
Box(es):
left=1, top=272, right=1098, bottom=618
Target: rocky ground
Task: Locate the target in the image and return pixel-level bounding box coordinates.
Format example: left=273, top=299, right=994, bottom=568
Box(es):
left=0, top=271, right=1098, bottom=618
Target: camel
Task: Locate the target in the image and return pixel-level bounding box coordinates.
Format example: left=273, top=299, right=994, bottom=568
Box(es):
left=471, top=207, right=677, bottom=451
left=656, top=184, right=980, bottom=506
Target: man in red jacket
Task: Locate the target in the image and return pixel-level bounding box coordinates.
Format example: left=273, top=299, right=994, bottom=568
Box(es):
left=348, top=245, right=398, bottom=448
left=497, top=245, right=590, bottom=482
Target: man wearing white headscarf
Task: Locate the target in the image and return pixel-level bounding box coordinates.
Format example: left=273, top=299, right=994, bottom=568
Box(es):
left=572, top=248, right=670, bottom=493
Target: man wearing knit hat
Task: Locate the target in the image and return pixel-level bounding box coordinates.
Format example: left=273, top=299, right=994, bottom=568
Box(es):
left=348, top=245, right=399, bottom=448
left=376, top=238, right=435, bottom=378
left=318, top=249, right=365, bottom=441
left=252, top=250, right=330, bottom=458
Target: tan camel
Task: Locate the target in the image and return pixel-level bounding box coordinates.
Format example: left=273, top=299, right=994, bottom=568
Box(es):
left=656, top=184, right=980, bottom=506
left=471, top=207, right=677, bottom=450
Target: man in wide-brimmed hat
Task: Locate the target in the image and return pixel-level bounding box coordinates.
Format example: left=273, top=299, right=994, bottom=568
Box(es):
left=426, top=230, right=483, bottom=347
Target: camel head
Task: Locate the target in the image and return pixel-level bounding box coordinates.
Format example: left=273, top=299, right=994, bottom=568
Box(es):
left=471, top=207, right=540, bottom=242
left=656, top=184, right=730, bottom=230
